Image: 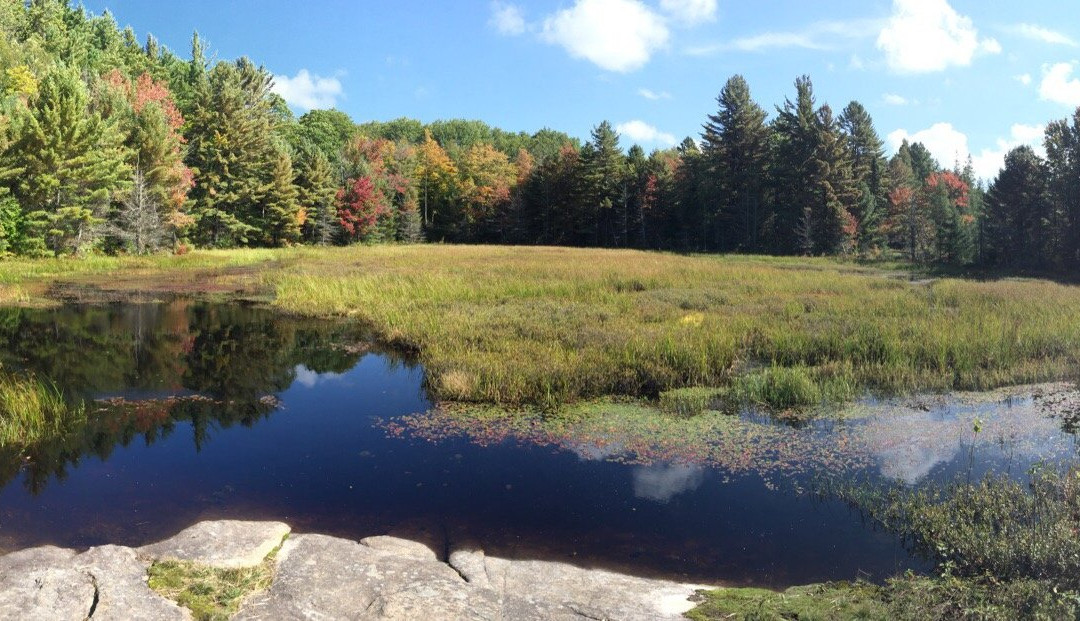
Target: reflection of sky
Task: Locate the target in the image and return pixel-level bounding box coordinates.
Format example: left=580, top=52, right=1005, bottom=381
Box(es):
left=859, top=396, right=1079, bottom=485
left=633, top=464, right=705, bottom=503
left=293, top=364, right=347, bottom=388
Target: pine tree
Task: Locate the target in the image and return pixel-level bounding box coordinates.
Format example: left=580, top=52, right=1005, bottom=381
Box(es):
left=294, top=146, right=338, bottom=245
left=806, top=104, right=858, bottom=255
left=769, top=76, right=819, bottom=254
left=260, top=146, right=300, bottom=246
left=579, top=120, right=624, bottom=246
left=4, top=65, right=129, bottom=254
left=984, top=146, right=1051, bottom=268
left=184, top=57, right=275, bottom=247
left=838, top=101, right=888, bottom=253
left=701, top=75, right=769, bottom=251
left=1045, top=111, right=1080, bottom=267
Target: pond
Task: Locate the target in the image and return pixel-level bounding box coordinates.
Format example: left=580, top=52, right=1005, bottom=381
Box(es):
left=0, top=300, right=1076, bottom=588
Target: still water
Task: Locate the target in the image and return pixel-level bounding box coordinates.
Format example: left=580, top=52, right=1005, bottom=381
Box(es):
left=0, top=301, right=1074, bottom=587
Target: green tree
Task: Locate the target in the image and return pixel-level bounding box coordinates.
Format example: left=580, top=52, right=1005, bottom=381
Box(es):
left=838, top=101, right=888, bottom=252
left=579, top=120, right=624, bottom=246
left=701, top=75, right=770, bottom=251
left=4, top=65, right=129, bottom=254
left=294, top=146, right=338, bottom=245
left=259, top=146, right=300, bottom=246
left=184, top=57, right=277, bottom=246
left=984, top=146, right=1051, bottom=269
left=770, top=76, right=819, bottom=254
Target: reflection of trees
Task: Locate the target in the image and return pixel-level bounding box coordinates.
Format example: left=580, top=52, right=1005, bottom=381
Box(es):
left=0, top=300, right=409, bottom=494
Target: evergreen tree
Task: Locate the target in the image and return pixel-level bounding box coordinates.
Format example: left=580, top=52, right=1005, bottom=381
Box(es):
left=838, top=101, right=888, bottom=252
left=806, top=104, right=857, bottom=255
left=701, top=75, right=769, bottom=251
left=4, top=64, right=128, bottom=254
left=294, top=146, right=338, bottom=245
left=579, top=120, right=624, bottom=246
left=984, top=146, right=1051, bottom=269
left=770, top=76, right=819, bottom=254
left=184, top=56, right=276, bottom=246
left=1044, top=111, right=1080, bottom=267
left=259, top=146, right=300, bottom=246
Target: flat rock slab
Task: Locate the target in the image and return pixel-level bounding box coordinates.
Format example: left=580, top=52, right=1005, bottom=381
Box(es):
left=0, top=547, right=94, bottom=621
left=235, top=533, right=501, bottom=621
left=451, top=549, right=707, bottom=621
left=0, top=521, right=712, bottom=621
left=138, top=520, right=290, bottom=569
left=0, top=545, right=188, bottom=621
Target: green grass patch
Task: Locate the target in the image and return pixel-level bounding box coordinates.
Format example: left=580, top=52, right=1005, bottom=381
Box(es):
left=658, top=387, right=724, bottom=417
left=689, top=575, right=1080, bottom=621
left=147, top=541, right=281, bottom=621
left=688, top=582, right=889, bottom=621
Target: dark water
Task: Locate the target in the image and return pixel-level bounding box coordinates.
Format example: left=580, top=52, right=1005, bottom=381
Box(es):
left=0, top=301, right=1072, bottom=587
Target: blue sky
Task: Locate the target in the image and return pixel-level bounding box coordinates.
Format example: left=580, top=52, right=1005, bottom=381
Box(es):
left=82, top=0, right=1080, bottom=181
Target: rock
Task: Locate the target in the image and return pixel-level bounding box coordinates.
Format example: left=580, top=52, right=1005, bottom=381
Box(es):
left=0, top=545, right=188, bottom=621
left=236, top=533, right=500, bottom=621
left=471, top=554, right=708, bottom=621
left=0, top=547, right=94, bottom=621
left=138, top=520, right=290, bottom=569
left=0, top=522, right=714, bottom=621
left=448, top=546, right=491, bottom=588
left=360, top=535, right=439, bottom=562
left=74, top=545, right=190, bottom=621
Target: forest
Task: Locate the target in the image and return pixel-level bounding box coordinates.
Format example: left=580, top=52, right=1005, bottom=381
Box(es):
left=0, top=0, right=1078, bottom=272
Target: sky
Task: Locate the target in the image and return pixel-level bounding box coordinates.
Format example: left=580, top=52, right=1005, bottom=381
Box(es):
left=81, top=0, right=1080, bottom=181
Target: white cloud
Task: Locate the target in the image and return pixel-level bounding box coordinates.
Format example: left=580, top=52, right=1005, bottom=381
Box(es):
left=541, top=0, right=668, bottom=72
left=272, top=70, right=343, bottom=111
left=889, top=122, right=1046, bottom=181
left=616, top=120, right=677, bottom=146
left=638, top=88, right=672, bottom=100
left=489, top=2, right=526, bottom=36
left=888, top=122, right=969, bottom=169
left=883, top=93, right=910, bottom=105
left=971, top=124, right=1045, bottom=182
left=1015, top=73, right=1032, bottom=85
left=689, top=19, right=878, bottom=55
left=876, top=0, right=999, bottom=73
left=1039, top=62, right=1080, bottom=106
left=659, top=0, right=716, bottom=26
left=727, top=32, right=827, bottom=52
left=1012, top=23, right=1077, bottom=47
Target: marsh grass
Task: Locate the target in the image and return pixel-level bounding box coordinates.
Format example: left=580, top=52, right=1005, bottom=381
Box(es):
left=147, top=541, right=281, bottom=621
left=838, top=467, right=1080, bottom=590
left=5, top=245, right=1080, bottom=408
left=693, top=468, right=1080, bottom=620
left=0, top=372, right=84, bottom=448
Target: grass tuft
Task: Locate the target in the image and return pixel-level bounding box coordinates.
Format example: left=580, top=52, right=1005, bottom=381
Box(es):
left=147, top=540, right=282, bottom=621
left=0, top=372, right=84, bottom=448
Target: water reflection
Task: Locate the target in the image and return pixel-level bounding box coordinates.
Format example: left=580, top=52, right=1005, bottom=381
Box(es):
left=632, top=464, right=706, bottom=503
left=0, top=300, right=393, bottom=493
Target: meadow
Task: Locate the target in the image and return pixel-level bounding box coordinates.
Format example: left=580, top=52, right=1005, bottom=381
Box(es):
left=1, top=244, right=1079, bottom=411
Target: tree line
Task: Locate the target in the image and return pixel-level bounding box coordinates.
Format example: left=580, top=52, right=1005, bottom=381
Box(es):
left=0, top=0, right=1076, bottom=272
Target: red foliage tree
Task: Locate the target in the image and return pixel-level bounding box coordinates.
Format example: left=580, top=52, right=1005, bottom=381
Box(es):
left=337, top=176, right=390, bottom=241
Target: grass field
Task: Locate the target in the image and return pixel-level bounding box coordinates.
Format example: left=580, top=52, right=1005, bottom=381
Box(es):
left=1, top=244, right=1079, bottom=409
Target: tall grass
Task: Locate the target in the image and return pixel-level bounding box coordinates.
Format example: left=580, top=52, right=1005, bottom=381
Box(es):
left=0, top=372, right=85, bottom=448
left=265, top=246, right=1080, bottom=407
left=4, top=245, right=1080, bottom=408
